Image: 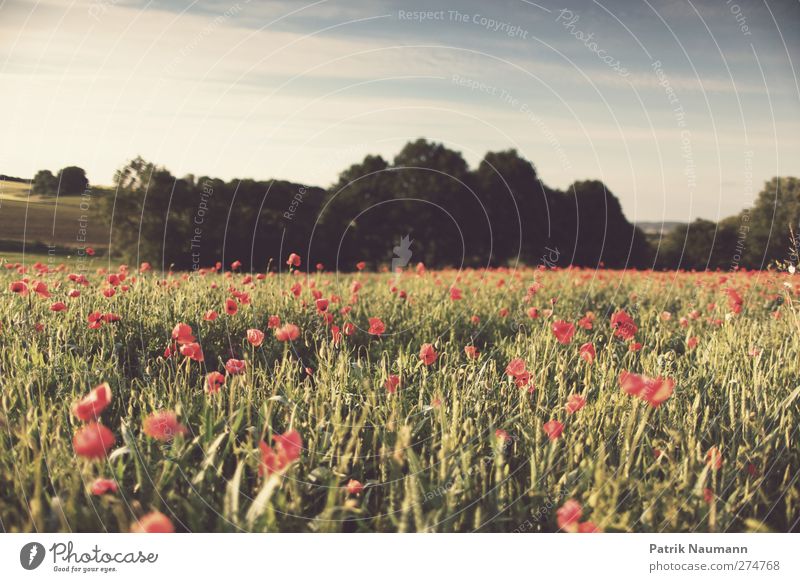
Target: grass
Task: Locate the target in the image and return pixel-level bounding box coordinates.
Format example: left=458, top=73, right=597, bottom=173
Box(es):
left=0, top=261, right=797, bottom=532
left=0, top=179, right=108, bottom=252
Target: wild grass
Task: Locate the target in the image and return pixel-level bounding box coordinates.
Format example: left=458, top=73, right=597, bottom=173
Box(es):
left=0, top=261, right=797, bottom=532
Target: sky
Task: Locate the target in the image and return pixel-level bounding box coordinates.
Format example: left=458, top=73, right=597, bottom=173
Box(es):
left=1, top=0, right=799, bottom=222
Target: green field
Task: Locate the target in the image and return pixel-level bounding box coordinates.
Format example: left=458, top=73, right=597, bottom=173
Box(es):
left=0, top=179, right=108, bottom=256
left=0, top=262, right=797, bottom=532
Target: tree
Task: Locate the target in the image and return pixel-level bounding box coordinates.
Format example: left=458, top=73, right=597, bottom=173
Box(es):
left=57, top=166, right=89, bottom=195
left=556, top=180, right=651, bottom=268
left=744, top=177, right=800, bottom=268
left=391, top=139, right=479, bottom=266
left=32, top=169, right=58, bottom=194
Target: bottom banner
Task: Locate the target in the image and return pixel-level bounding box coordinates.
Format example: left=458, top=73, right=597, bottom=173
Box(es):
left=1, top=533, right=797, bottom=580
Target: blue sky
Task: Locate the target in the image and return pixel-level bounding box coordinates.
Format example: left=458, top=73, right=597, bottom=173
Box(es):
left=1, top=0, right=799, bottom=221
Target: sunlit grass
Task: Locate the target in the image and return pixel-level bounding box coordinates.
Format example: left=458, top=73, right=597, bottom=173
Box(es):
left=0, top=261, right=797, bottom=532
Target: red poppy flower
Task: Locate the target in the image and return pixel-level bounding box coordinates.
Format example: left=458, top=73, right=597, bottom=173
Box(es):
left=551, top=320, right=575, bottom=344
left=286, top=253, right=301, bottom=268
left=628, top=342, right=643, bottom=352
left=419, top=343, right=437, bottom=366
left=619, top=371, right=645, bottom=396
left=449, top=287, right=462, bottom=300
left=505, top=358, right=527, bottom=378
left=139, top=262, right=152, bottom=273
left=68, top=289, right=80, bottom=298
left=143, top=411, right=187, bottom=442
left=73, top=422, right=115, bottom=459
left=543, top=419, right=564, bottom=441
left=267, top=315, right=280, bottom=328
left=231, top=260, right=242, bottom=270
left=171, top=323, right=196, bottom=345
left=368, top=317, right=385, bottom=336
left=259, top=429, right=303, bottom=476
left=565, top=393, right=586, bottom=414
left=131, top=511, right=174, bottom=533
left=203, top=310, right=218, bottom=321
left=225, top=298, right=238, bottom=315
left=526, top=307, right=539, bottom=319
left=578, top=521, right=602, bottom=533
left=343, top=322, right=355, bottom=336
left=495, top=429, right=510, bottom=442
left=464, top=345, right=479, bottom=359
left=618, top=371, right=674, bottom=407
left=179, top=342, right=204, bottom=362
left=10, top=280, right=28, bottom=294
left=246, top=329, right=265, bottom=346
left=356, top=261, right=366, bottom=271
left=610, top=310, right=638, bottom=340
left=513, top=370, right=532, bottom=390
left=206, top=371, right=226, bottom=394
left=577, top=313, right=594, bottom=330
left=225, top=358, right=246, bottom=375
left=498, top=307, right=509, bottom=317
left=275, top=323, right=300, bottom=342
left=315, top=299, right=329, bottom=313
left=706, top=447, right=723, bottom=471
left=90, top=478, right=119, bottom=495
left=556, top=499, right=582, bottom=532
left=86, top=247, right=95, bottom=256
left=726, top=288, right=743, bottom=314
left=687, top=336, right=698, bottom=350
left=384, top=374, right=400, bottom=393
left=579, top=342, right=596, bottom=364
left=33, top=281, right=51, bottom=298
left=72, top=382, right=112, bottom=421
left=346, top=479, right=364, bottom=495
left=470, top=315, right=480, bottom=325
left=50, top=301, right=68, bottom=312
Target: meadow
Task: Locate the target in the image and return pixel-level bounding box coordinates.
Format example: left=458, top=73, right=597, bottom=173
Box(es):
left=0, top=179, right=107, bottom=256
left=0, top=256, right=797, bottom=533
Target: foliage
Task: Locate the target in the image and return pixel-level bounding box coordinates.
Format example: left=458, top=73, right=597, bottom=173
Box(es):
left=97, top=142, right=650, bottom=270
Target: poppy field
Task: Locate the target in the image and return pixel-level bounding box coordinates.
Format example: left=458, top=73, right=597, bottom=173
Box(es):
left=0, top=257, right=798, bottom=533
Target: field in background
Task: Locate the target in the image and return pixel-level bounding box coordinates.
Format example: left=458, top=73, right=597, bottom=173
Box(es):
left=0, top=179, right=108, bottom=255
left=0, top=260, right=797, bottom=533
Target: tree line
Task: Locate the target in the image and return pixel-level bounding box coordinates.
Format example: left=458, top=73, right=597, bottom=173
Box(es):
left=91, top=139, right=798, bottom=272
left=32, top=166, right=90, bottom=195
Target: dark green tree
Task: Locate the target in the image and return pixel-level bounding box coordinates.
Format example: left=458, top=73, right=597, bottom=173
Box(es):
left=57, top=166, right=89, bottom=195
left=744, top=177, right=800, bottom=268
left=32, top=169, right=58, bottom=194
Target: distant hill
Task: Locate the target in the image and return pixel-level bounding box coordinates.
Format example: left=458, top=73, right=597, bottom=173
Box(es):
left=0, top=174, right=28, bottom=183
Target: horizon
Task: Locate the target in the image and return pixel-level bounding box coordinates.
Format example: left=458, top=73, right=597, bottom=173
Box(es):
left=0, top=140, right=793, bottom=225
left=2, top=0, right=799, bottom=224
